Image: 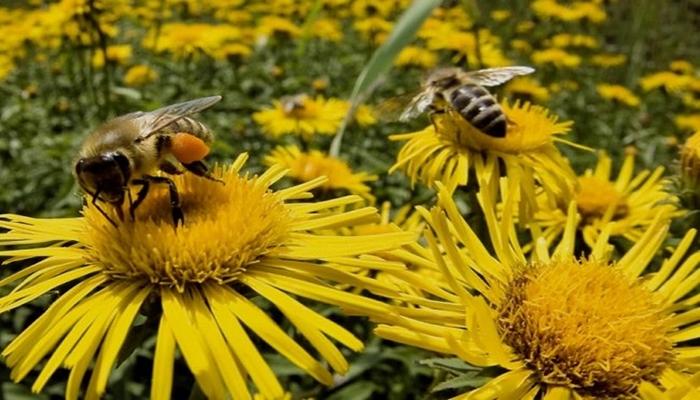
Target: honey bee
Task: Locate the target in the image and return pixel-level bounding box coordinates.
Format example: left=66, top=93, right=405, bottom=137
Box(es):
left=74, top=96, right=223, bottom=227
left=280, top=93, right=309, bottom=115
left=384, top=66, right=535, bottom=137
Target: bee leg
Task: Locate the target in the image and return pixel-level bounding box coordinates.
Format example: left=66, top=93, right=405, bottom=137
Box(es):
left=428, top=109, right=445, bottom=131
left=91, top=189, right=117, bottom=228
left=130, top=179, right=150, bottom=221
left=142, top=175, right=184, bottom=227
left=182, top=160, right=224, bottom=184
left=159, top=160, right=183, bottom=175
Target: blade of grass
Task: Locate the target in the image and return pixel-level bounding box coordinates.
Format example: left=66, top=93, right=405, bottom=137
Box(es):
left=296, top=0, right=324, bottom=58
left=329, top=0, right=441, bottom=157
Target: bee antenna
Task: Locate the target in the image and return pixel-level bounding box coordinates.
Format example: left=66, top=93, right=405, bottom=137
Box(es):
left=91, top=188, right=118, bottom=228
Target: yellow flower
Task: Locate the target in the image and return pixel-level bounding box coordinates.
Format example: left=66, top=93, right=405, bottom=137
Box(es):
left=427, top=28, right=511, bottom=68
left=591, top=53, right=627, bottom=68
left=350, top=0, right=396, bottom=18
left=91, top=44, right=132, bottom=68
left=530, top=152, right=679, bottom=249
left=548, top=79, right=580, bottom=93
left=505, top=77, right=550, bottom=102
left=389, top=101, right=576, bottom=220
left=255, top=16, right=300, bottom=39
left=640, top=71, right=693, bottom=92
left=546, top=33, right=598, bottom=49
left=515, top=20, right=535, bottom=33
left=531, top=48, right=582, bottom=68
left=148, top=23, right=245, bottom=59
left=375, top=184, right=700, bottom=399
left=0, top=154, right=415, bottom=400
left=0, top=55, right=13, bottom=81
left=490, top=9, right=511, bottom=21
left=264, top=145, right=377, bottom=201
left=312, top=18, right=343, bottom=42
left=597, top=84, right=641, bottom=107
left=676, top=114, right=700, bottom=132
left=532, top=0, right=606, bottom=23
left=510, top=39, right=532, bottom=53
left=123, top=64, right=158, bottom=87
left=253, top=95, right=347, bottom=139
left=395, top=46, right=438, bottom=69
left=353, top=104, right=378, bottom=126
left=681, top=130, right=700, bottom=190
left=670, top=59, right=694, bottom=75
left=353, top=17, right=392, bottom=44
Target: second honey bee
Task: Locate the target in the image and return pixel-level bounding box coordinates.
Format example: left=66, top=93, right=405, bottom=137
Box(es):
left=391, top=66, right=535, bottom=138
left=74, top=96, right=223, bottom=227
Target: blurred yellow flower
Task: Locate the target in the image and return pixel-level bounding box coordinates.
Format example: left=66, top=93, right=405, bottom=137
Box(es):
left=591, top=53, right=627, bottom=68
left=531, top=48, right=582, bottom=68
left=597, top=84, right=641, bottom=107
left=312, top=18, right=343, bottom=42
left=505, top=77, right=550, bottom=102
left=680, top=130, right=700, bottom=190
left=670, top=60, right=694, bottom=75
left=0, top=155, right=416, bottom=400
left=123, top=64, right=158, bottom=87
left=256, top=16, right=300, bottom=39
left=427, top=28, right=511, bottom=68
left=390, top=101, right=576, bottom=220
left=253, top=95, right=346, bottom=139
left=640, top=71, right=693, bottom=92
left=395, top=46, right=438, bottom=69
left=149, top=23, right=245, bottom=59
left=532, top=0, right=606, bottom=23
left=351, top=0, right=395, bottom=18
left=530, top=152, right=679, bottom=248
left=375, top=184, right=700, bottom=400
left=352, top=104, right=378, bottom=127
left=515, top=20, right=535, bottom=33
left=0, top=55, right=13, bottom=81
left=510, top=39, right=532, bottom=53
left=490, top=9, right=511, bottom=21
left=91, top=44, right=132, bottom=68
left=353, top=17, right=392, bottom=44
left=546, top=33, right=598, bottom=49
left=265, top=145, right=377, bottom=201
left=676, top=114, right=700, bottom=132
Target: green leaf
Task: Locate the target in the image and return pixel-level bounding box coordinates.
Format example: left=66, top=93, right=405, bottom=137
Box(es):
left=432, top=372, right=491, bottom=393
left=327, top=381, right=379, bottom=400
left=329, top=0, right=441, bottom=157
left=419, top=357, right=482, bottom=374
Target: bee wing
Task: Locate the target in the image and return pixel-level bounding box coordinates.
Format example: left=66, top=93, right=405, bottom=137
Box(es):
left=376, top=90, right=432, bottom=122
left=137, top=95, right=222, bottom=141
left=462, top=66, right=535, bottom=87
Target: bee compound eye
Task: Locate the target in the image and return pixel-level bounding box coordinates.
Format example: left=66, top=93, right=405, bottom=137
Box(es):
left=113, top=152, right=131, bottom=182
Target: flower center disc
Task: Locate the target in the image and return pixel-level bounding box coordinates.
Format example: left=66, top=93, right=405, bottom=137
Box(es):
left=575, top=176, right=628, bottom=219
left=497, top=260, right=673, bottom=397
left=82, top=168, right=291, bottom=289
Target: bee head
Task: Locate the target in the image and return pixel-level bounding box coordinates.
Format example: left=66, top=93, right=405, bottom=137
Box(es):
left=75, top=151, right=131, bottom=204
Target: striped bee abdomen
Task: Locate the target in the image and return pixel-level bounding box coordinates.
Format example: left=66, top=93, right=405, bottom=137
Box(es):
left=449, top=84, right=507, bottom=138
left=163, top=116, right=213, bottom=143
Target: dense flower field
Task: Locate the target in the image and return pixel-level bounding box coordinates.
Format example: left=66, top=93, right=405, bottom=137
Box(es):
left=1, top=0, right=700, bottom=399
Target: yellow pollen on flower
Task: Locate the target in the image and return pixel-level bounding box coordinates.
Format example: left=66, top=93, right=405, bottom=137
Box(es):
left=575, top=176, right=628, bottom=219
left=497, top=260, right=674, bottom=398
left=82, top=166, right=291, bottom=289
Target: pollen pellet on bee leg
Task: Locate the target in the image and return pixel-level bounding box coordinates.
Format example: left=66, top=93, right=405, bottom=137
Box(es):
left=171, top=132, right=210, bottom=164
